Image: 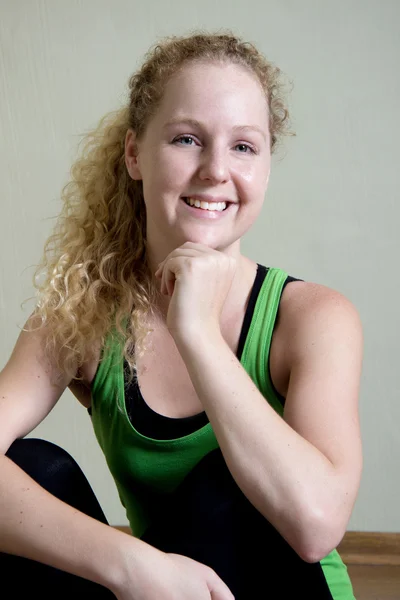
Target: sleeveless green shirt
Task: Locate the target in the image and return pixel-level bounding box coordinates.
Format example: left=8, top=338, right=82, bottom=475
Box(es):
left=91, top=267, right=355, bottom=599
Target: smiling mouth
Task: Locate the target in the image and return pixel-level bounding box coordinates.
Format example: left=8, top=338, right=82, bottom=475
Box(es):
left=181, top=197, right=229, bottom=212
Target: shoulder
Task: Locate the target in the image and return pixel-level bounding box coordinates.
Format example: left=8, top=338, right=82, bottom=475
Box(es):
left=279, top=278, right=363, bottom=369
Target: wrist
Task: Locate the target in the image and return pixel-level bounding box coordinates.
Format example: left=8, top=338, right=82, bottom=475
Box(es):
left=109, top=532, right=163, bottom=596
left=99, top=528, right=139, bottom=594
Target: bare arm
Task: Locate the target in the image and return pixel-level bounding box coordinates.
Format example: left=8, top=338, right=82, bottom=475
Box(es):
left=0, top=316, right=235, bottom=599
left=174, top=283, right=363, bottom=563
left=0, top=316, right=142, bottom=592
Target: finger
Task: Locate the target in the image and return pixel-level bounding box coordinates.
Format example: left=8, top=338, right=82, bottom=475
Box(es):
left=162, top=248, right=200, bottom=264
left=154, top=249, right=199, bottom=279
left=161, top=261, right=177, bottom=297
left=162, top=255, right=193, bottom=296
left=210, top=585, right=235, bottom=600
left=166, top=268, right=175, bottom=296
left=208, top=573, right=235, bottom=600
left=159, top=265, right=167, bottom=295
left=181, top=241, right=215, bottom=254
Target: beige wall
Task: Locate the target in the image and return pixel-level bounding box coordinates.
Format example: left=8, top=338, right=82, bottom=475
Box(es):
left=1, top=0, right=399, bottom=531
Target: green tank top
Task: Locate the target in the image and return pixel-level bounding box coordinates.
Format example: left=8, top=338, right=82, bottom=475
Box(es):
left=91, top=267, right=355, bottom=599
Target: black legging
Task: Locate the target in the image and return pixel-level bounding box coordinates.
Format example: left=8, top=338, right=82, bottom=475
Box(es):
left=3, top=438, right=334, bottom=599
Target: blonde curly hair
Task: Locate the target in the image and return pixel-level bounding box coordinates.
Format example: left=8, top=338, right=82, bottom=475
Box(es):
left=26, top=29, right=293, bottom=385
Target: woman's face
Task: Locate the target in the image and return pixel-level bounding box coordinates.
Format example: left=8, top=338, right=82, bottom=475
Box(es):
left=125, top=61, right=271, bottom=263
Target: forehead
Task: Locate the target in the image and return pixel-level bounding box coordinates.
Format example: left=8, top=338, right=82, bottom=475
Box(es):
left=153, top=61, right=269, bottom=127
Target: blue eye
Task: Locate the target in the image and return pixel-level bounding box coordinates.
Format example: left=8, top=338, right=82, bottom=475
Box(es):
left=174, top=135, right=196, bottom=146
left=173, top=135, right=256, bottom=154
left=235, top=143, right=256, bottom=154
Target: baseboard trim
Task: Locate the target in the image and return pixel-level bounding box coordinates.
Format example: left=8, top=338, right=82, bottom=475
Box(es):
left=114, top=527, right=399, bottom=566
left=337, top=532, right=400, bottom=566
left=114, top=525, right=131, bottom=535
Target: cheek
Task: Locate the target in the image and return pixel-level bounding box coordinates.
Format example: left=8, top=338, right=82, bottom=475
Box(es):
left=142, top=158, right=177, bottom=197
left=235, top=165, right=254, bottom=184
left=154, top=149, right=190, bottom=188
left=233, top=160, right=268, bottom=189
left=237, top=172, right=268, bottom=207
left=142, top=163, right=185, bottom=213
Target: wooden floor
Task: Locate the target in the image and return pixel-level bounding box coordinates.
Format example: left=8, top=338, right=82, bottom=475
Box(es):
left=348, top=565, right=400, bottom=599
left=337, top=532, right=400, bottom=600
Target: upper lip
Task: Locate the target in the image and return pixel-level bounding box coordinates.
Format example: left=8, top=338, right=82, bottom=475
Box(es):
left=182, top=194, right=235, bottom=204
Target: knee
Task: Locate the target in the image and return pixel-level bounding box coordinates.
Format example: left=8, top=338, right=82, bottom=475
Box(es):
left=6, top=438, right=81, bottom=487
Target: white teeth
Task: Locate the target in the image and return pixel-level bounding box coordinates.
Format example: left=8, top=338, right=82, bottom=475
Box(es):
left=184, top=197, right=226, bottom=211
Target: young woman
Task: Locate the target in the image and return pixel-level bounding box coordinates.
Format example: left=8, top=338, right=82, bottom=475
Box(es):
left=0, top=31, right=363, bottom=599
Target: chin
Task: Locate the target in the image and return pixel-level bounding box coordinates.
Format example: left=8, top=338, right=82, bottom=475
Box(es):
left=181, top=234, right=223, bottom=248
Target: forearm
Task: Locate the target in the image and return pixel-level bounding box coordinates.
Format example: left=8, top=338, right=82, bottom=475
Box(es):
left=0, top=454, right=145, bottom=592
left=175, top=330, right=346, bottom=560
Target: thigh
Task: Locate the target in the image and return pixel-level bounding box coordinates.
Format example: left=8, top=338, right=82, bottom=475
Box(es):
left=0, top=552, right=116, bottom=599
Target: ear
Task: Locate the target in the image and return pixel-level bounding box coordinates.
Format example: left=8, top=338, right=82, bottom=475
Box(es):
left=125, top=129, right=142, bottom=180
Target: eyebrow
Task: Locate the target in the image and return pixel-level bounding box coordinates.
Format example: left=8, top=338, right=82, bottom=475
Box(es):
left=163, top=117, right=267, bottom=141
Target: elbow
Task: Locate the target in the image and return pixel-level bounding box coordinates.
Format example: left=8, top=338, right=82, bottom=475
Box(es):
left=292, top=510, right=347, bottom=564
left=298, top=541, right=338, bottom=564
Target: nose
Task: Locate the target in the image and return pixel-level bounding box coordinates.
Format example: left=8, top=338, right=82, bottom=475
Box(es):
left=197, top=146, right=230, bottom=184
